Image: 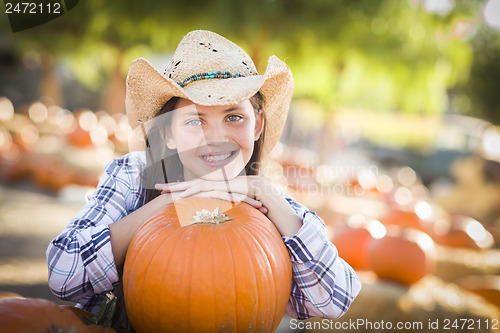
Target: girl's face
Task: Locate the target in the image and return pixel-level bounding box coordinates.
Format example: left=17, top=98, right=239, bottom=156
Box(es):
left=165, top=98, right=264, bottom=181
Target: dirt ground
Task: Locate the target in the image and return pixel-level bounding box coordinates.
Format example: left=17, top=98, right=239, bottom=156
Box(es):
left=0, top=182, right=84, bottom=303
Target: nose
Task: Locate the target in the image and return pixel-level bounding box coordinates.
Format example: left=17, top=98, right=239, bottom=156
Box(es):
left=202, top=121, right=228, bottom=144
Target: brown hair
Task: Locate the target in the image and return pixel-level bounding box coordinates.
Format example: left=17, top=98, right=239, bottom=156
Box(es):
left=143, top=93, right=265, bottom=204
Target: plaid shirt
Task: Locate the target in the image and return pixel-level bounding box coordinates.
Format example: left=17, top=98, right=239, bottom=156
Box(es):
left=47, top=151, right=361, bottom=327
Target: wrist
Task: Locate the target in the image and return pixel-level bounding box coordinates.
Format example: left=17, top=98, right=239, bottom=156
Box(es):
left=152, top=192, right=172, bottom=209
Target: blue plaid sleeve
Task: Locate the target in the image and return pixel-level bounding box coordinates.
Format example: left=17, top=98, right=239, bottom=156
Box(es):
left=46, top=153, right=144, bottom=304
left=281, top=193, right=361, bottom=320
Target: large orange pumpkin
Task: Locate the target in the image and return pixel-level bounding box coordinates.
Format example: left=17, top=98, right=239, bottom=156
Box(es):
left=123, top=198, right=292, bottom=333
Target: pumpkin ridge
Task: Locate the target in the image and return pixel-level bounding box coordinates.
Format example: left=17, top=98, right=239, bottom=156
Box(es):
left=185, top=224, right=203, bottom=333
left=231, top=216, right=286, bottom=331
left=231, top=211, right=292, bottom=331
left=124, top=219, right=147, bottom=330
left=240, top=222, right=276, bottom=329
left=131, top=221, right=165, bottom=332
left=207, top=224, right=218, bottom=330
left=155, top=226, right=194, bottom=332
left=125, top=207, right=173, bottom=281
left=236, top=218, right=286, bottom=330
left=241, top=210, right=292, bottom=329
left=224, top=222, right=260, bottom=331
left=130, top=217, right=181, bottom=331
left=187, top=221, right=220, bottom=331
left=219, top=220, right=240, bottom=332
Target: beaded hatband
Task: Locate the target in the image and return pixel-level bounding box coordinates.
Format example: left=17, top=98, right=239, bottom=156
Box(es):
left=177, top=71, right=245, bottom=87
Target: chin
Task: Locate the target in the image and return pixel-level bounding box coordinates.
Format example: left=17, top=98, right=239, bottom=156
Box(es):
left=199, top=167, right=243, bottom=181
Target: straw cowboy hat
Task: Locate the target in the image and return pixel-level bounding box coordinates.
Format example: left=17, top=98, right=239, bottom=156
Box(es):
left=125, top=30, right=294, bottom=158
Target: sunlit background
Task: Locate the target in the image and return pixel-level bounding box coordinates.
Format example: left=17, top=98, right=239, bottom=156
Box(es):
left=1, top=0, right=500, bottom=332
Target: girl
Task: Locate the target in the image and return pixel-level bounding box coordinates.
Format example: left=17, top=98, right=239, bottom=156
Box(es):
left=47, top=30, right=361, bottom=328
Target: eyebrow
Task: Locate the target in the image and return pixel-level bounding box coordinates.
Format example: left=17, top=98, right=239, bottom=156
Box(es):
left=179, top=106, right=243, bottom=117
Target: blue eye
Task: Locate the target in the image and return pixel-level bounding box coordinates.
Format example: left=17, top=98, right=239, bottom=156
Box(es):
left=186, top=119, right=202, bottom=126
left=227, top=114, right=243, bottom=122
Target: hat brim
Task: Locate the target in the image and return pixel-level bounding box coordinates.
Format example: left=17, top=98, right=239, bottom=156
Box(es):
left=126, top=55, right=293, bottom=158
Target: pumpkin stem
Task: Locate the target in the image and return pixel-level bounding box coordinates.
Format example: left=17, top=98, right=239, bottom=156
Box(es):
left=191, top=207, right=233, bottom=224
left=84, top=292, right=117, bottom=328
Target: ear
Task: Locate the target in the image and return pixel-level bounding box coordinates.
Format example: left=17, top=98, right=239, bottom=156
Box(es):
left=162, top=129, right=177, bottom=150
left=254, top=110, right=264, bottom=141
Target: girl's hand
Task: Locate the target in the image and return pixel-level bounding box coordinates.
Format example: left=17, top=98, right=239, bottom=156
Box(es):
left=155, top=177, right=268, bottom=214
left=155, top=176, right=303, bottom=236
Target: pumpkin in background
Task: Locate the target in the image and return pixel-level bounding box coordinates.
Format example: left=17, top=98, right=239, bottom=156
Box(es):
left=60, top=304, right=94, bottom=321
left=433, top=229, right=481, bottom=249
left=66, top=111, right=95, bottom=148
left=368, top=227, right=435, bottom=286
left=431, top=215, right=494, bottom=250
left=0, top=297, right=91, bottom=333
left=66, top=122, right=93, bottom=148
left=74, top=169, right=100, bottom=188
left=0, top=147, right=32, bottom=183
left=380, top=208, right=422, bottom=231
left=278, top=154, right=317, bottom=192
left=0, top=291, right=23, bottom=300
left=62, top=292, right=133, bottom=333
left=330, top=224, right=374, bottom=270
left=123, top=198, right=292, bottom=333
left=0, top=293, right=130, bottom=333
left=457, top=275, right=500, bottom=309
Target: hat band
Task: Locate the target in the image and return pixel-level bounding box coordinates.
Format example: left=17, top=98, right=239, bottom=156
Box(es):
left=177, top=71, right=245, bottom=87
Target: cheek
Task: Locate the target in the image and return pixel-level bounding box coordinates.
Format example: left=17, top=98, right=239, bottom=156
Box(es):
left=171, top=127, right=203, bottom=151
left=230, top=127, right=255, bottom=151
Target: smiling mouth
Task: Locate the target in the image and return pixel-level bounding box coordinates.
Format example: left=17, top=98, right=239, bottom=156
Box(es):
left=201, top=151, right=236, bottom=162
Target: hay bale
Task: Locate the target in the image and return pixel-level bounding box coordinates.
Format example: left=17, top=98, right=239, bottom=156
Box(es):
left=433, top=246, right=500, bottom=282
left=302, top=273, right=499, bottom=333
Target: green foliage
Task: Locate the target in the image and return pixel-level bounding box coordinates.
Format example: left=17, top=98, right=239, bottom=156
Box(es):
left=1, top=0, right=489, bottom=117
left=459, top=26, right=500, bottom=124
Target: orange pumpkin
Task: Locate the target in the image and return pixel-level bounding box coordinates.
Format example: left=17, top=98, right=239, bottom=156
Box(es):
left=66, top=112, right=94, bottom=148
left=279, top=158, right=316, bottom=192
left=380, top=208, right=422, bottom=231
left=368, top=228, right=434, bottom=286
left=457, top=275, right=500, bottom=309
left=61, top=293, right=133, bottom=333
left=432, top=229, right=481, bottom=249
left=431, top=215, right=494, bottom=250
left=331, top=225, right=373, bottom=270
left=0, top=297, right=92, bottom=333
left=0, top=291, right=23, bottom=300
left=123, top=198, right=292, bottom=333
left=60, top=305, right=94, bottom=320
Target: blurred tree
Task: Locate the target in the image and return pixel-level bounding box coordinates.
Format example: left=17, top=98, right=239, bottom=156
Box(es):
left=458, top=26, right=500, bottom=124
